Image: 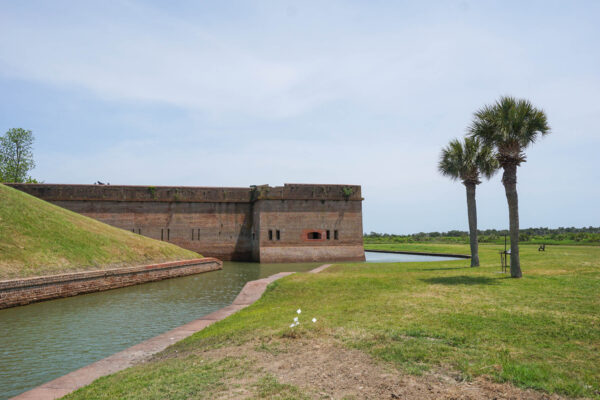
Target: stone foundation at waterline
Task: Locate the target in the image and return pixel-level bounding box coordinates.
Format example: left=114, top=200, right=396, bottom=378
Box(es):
left=0, top=258, right=222, bottom=309
left=8, top=183, right=366, bottom=263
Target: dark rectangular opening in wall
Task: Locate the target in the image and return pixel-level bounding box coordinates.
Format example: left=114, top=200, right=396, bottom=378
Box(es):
left=307, top=231, right=322, bottom=240
left=326, top=230, right=330, bottom=240
left=138, top=228, right=141, bottom=235
left=268, top=230, right=273, bottom=240
left=161, top=229, right=164, bottom=241
left=276, top=230, right=280, bottom=240
left=252, top=232, right=256, bottom=240
left=167, top=229, right=170, bottom=241
left=191, top=229, right=194, bottom=240
left=197, top=229, right=201, bottom=240
left=334, top=230, right=339, bottom=240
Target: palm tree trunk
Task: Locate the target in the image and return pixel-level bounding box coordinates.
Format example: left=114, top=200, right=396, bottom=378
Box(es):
left=502, top=163, right=522, bottom=278
left=465, top=182, right=479, bottom=267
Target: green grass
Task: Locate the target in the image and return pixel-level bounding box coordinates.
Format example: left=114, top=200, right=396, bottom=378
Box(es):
left=64, top=356, right=309, bottom=400
left=253, top=375, right=309, bottom=400
left=65, top=356, right=247, bottom=400
left=0, top=183, right=200, bottom=279
left=364, top=233, right=600, bottom=246
left=364, top=242, right=475, bottom=254
left=65, top=243, right=600, bottom=399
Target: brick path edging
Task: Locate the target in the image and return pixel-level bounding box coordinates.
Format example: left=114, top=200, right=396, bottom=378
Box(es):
left=10, top=263, right=334, bottom=400
left=0, top=258, right=223, bottom=310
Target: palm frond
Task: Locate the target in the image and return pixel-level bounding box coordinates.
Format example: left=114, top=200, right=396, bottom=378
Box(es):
left=438, top=138, right=464, bottom=181
left=438, top=137, right=498, bottom=184
left=469, top=96, right=550, bottom=163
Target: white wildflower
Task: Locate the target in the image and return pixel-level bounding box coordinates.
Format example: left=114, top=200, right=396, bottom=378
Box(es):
left=290, top=324, right=295, bottom=328
left=293, top=317, right=298, bottom=322
left=297, top=309, right=301, bottom=314
left=312, top=318, right=317, bottom=323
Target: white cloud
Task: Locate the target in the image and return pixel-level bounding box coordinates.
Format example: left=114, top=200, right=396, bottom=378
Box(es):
left=0, top=1, right=534, bottom=121
left=2, top=1, right=599, bottom=232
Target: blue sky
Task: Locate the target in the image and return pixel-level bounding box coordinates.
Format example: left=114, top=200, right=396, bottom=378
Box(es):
left=1, top=1, right=598, bottom=234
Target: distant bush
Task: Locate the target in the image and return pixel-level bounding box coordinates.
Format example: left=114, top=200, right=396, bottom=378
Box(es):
left=364, top=227, right=600, bottom=245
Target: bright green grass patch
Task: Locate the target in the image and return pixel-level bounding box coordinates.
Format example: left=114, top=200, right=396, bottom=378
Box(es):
left=63, top=356, right=247, bottom=400
left=64, top=355, right=309, bottom=400
left=253, top=375, right=310, bottom=400
left=67, top=243, right=600, bottom=399
left=0, top=183, right=200, bottom=279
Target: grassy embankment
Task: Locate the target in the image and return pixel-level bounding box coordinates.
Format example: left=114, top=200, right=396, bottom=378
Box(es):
left=0, top=183, right=200, bottom=279
left=64, top=242, right=599, bottom=399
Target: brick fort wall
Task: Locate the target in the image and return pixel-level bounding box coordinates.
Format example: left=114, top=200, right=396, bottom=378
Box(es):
left=7, top=183, right=365, bottom=263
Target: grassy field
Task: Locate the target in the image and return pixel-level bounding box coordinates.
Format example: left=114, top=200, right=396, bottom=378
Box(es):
left=364, top=235, right=600, bottom=246
left=65, top=243, right=600, bottom=399
left=0, top=183, right=200, bottom=279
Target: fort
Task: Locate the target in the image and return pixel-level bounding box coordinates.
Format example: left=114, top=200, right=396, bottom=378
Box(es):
left=8, top=183, right=365, bottom=263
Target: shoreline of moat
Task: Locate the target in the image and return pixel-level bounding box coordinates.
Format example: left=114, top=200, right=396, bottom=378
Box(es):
left=10, top=264, right=333, bottom=400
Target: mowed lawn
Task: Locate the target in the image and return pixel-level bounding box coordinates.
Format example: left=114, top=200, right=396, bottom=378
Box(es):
left=66, top=244, right=600, bottom=399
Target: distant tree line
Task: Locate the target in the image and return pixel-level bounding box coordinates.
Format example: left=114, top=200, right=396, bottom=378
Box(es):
left=364, top=227, right=600, bottom=245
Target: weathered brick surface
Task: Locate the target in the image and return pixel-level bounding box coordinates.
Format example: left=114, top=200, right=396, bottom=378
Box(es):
left=259, top=245, right=365, bottom=263
left=7, top=183, right=365, bottom=263
left=51, top=200, right=255, bottom=261
left=4, top=184, right=253, bottom=203
left=254, top=199, right=365, bottom=263
left=6, top=183, right=362, bottom=203
left=0, top=258, right=222, bottom=309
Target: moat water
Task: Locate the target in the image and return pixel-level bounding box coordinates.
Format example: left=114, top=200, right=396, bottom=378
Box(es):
left=0, top=252, right=461, bottom=399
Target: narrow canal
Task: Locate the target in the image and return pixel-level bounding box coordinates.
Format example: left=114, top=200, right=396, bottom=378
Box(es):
left=0, top=252, right=460, bottom=399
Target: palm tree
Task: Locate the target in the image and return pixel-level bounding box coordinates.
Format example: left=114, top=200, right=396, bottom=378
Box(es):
left=439, top=137, right=498, bottom=266
left=469, top=96, right=550, bottom=277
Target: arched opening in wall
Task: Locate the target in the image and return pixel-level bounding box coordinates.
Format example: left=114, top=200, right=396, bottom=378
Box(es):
left=307, top=231, right=322, bottom=240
